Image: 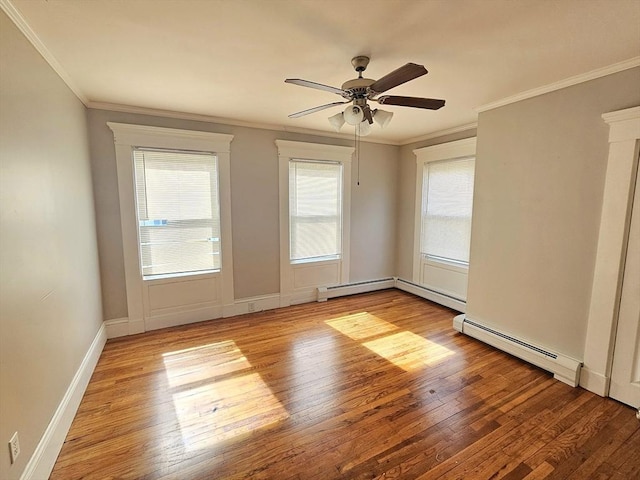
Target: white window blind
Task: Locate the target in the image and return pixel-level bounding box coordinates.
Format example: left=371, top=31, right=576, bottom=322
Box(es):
left=133, top=148, right=220, bottom=278
left=421, top=157, right=475, bottom=264
left=289, top=159, right=343, bottom=261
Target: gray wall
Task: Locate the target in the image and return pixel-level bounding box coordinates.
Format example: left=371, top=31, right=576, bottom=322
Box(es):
left=0, top=11, right=103, bottom=480
left=349, top=141, right=399, bottom=282
left=87, top=109, right=399, bottom=320
left=395, top=129, right=478, bottom=279
left=467, top=67, right=640, bottom=360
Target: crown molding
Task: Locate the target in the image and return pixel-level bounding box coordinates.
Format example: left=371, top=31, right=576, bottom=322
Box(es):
left=1, top=0, right=88, bottom=104
left=6, top=0, right=635, bottom=148
left=400, top=122, right=478, bottom=146
left=1, top=0, right=396, bottom=145
left=476, top=57, right=640, bottom=113
left=88, top=101, right=401, bottom=145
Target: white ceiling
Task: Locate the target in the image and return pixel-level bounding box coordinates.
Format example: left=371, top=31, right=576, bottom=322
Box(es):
left=5, top=0, right=640, bottom=144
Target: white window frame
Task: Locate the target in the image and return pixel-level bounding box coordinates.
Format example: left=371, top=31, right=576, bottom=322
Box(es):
left=108, top=123, right=234, bottom=333
left=413, top=137, right=476, bottom=305
left=133, top=148, right=222, bottom=279
left=276, top=140, right=353, bottom=306
left=289, top=158, right=344, bottom=263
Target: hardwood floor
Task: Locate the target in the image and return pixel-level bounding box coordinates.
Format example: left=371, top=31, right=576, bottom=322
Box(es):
left=51, top=290, right=640, bottom=479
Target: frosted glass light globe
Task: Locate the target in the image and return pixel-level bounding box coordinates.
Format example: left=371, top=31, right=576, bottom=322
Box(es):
left=344, top=105, right=364, bottom=125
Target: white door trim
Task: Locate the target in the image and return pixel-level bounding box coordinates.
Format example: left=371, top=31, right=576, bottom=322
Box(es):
left=581, top=106, right=640, bottom=396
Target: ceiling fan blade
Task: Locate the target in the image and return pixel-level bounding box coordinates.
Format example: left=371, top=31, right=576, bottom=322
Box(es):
left=362, top=104, right=373, bottom=124
left=377, top=95, right=445, bottom=110
left=288, top=101, right=348, bottom=118
left=369, top=63, right=428, bottom=95
left=285, top=78, right=347, bottom=96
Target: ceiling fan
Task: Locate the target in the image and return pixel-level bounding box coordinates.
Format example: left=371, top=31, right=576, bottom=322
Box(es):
left=285, top=56, right=445, bottom=134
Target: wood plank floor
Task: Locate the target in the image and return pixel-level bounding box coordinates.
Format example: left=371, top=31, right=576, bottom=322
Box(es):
left=51, top=290, right=640, bottom=479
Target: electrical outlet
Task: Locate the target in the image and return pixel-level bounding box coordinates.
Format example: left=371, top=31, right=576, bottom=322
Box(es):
left=8, top=432, right=19, bottom=464
left=248, top=302, right=256, bottom=313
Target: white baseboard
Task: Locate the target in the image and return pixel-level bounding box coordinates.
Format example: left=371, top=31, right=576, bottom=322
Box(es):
left=108, top=295, right=283, bottom=336
left=105, top=277, right=470, bottom=339
left=21, top=323, right=106, bottom=480
left=317, top=278, right=395, bottom=301
left=223, top=294, right=281, bottom=317
left=104, top=317, right=145, bottom=339
left=145, top=305, right=223, bottom=331
left=279, top=291, right=320, bottom=307
left=104, top=317, right=129, bottom=338
left=395, top=278, right=466, bottom=313
left=579, top=366, right=610, bottom=396
left=290, top=290, right=318, bottom=306
left=453, top=314, right=582, bottom=387
left=128, top=318, right=145, bottom=335
left=279, top=294, right=292, bottom=308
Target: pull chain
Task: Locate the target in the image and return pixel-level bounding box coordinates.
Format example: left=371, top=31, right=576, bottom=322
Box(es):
left=355, top=125, right=361, bottom=186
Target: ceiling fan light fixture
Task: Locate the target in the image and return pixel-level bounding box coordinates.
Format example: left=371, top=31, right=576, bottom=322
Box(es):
left=286, top=58, right=445, bottom=137
left=343, top=105, right=364, bottom=125
left=357, top=119, right=372, bottom=136
left=373, top=109, right=393, bottom=129
left=328, top=112, right=345, bottom=131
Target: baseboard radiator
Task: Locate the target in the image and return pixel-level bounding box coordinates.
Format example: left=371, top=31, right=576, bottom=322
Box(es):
left=395, top=278, right=466, bottom=313
left=453, top=314, right=582, bottom=387
left=318, top=278, right=466, bottom=314
left=317, top=278, right=396, bottom=301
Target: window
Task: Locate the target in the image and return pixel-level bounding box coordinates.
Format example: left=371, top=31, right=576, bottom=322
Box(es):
left=276, top=140, right=353, bottom=305
left=420, top=157, right=475, bottom=265
left=413, top=137, right=476, bottom=307
left=289, top=159, right=343, bottom=262
left=108, top=122, right=234, bottom=332
left=133, top=148, right=221, bottom=278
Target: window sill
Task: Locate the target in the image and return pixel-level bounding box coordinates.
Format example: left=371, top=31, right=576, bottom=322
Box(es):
left=143, top=269, right=220, bottom=284
left=424, top=256, right=469, bottom=274
left=291, top=255, right=341, bottom=266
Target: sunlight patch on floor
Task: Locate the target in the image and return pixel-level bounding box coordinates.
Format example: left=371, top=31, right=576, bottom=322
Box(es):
left=325, top=312, right=455, bottom=371
left=325, top=312, right=399, bottom=340
left=162, top=341, right=289, bottom=451
left=171, top=373, right=288, bottom=451
left=162, top=341, right=252, bottom=388
left=363, top=331, right=455, bottom=371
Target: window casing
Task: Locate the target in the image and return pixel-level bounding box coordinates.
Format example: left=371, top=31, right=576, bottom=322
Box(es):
left=108, top=123, right=234, bottom=333
left=276, top=140, right=353, bottom=306
left=413, top=137, right=476, bottom=307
